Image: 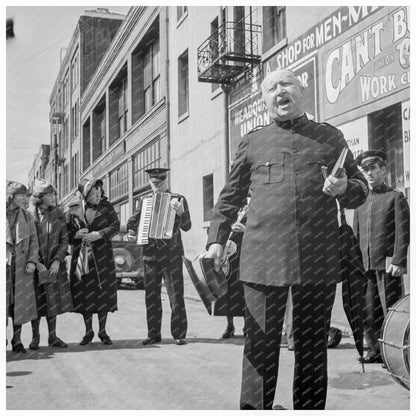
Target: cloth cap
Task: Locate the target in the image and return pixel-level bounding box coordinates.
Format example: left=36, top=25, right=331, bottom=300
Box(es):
left=78, top=178, right=101, bottom=198
left=32, top=178, right=56, bottom=197
left=145, top=167, right=170, bottom=179
left=356, top=150, right=387, bottom=168
left=7, top=180, right=27, bottom=197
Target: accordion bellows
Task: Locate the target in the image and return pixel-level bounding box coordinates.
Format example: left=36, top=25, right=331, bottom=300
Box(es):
left=137, top=192, right=177, bottom=245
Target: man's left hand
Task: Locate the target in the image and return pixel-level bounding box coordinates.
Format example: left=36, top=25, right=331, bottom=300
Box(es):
left=49, top=259, right=61, bottom=277
left=387, top=264, right=404, bottom=277
left=170, top=199, right=184, bottom=216
left=323, top=170, right=348, bottom=197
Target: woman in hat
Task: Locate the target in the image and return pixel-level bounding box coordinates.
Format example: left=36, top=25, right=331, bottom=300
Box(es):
left=27, top=179, right=73, bottom=350
left=6, top=181, right=39, bottom=353
left=66, top=179, right=120, bottom=345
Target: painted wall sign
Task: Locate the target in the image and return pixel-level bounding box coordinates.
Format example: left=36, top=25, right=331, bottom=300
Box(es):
left=323, top=7, right=409, bottom=119
left=337, top=117, right=368, bottom=159
left=264, top=6, right=380, bottom=72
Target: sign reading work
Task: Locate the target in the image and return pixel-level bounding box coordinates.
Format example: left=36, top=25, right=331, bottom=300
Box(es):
left=323, top=7, right=409, bottom=119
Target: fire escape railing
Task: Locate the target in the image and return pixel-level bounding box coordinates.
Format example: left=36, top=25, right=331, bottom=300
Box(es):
left=197, top=21, right=261, bottom=84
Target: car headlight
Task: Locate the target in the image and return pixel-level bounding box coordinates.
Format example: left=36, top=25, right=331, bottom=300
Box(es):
left=113, top=248, right=134, bottom=272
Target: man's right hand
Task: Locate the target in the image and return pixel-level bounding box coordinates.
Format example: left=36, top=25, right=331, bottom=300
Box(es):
left=204, top=243, right=224, bottom=272
left=127, top=229, right=137, bottom=242
left=37, top=263, right=48, bottom=274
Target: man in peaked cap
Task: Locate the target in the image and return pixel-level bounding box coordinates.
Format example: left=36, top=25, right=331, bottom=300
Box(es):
left=204, top=68, right=368, bottom=410
left=354, top=150, right=409, bottom=364
left=127, top=167, right=192, bottom=346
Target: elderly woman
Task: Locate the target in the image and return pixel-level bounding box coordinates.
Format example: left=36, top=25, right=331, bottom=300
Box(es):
left=27, top=179, right=73, bottom=349
left=6, top=181, right=38, bottom=353
left=66, top=179, right=120, bottom=345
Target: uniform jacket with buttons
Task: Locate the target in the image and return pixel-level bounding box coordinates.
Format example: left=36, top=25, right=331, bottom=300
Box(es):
left=207, top=115, right=368, bottom=286
left=353, top=183, right=409, bottom=271
left=127, top=192, right=191, bottom=262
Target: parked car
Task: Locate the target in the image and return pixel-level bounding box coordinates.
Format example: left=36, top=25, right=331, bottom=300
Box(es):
left=111, top=225, right=144, bottom=289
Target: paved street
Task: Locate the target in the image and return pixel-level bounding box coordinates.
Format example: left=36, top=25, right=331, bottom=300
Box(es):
left=6, top=275, right=410, bottom=410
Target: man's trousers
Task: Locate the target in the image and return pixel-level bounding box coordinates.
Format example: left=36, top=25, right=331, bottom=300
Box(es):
left=144, top=258, right=187, bottom=340
left=240, top=280, right=337, bottom=410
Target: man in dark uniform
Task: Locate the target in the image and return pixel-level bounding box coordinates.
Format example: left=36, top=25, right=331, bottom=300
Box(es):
left=354, top=150, right=409, bottom=364
left=127, top=168, right=191, bottom=346
left=205, top=69, right=368, bottom=410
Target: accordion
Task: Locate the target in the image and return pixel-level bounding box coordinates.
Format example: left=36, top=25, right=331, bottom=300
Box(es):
left=136, top=192, right=178, bottom=245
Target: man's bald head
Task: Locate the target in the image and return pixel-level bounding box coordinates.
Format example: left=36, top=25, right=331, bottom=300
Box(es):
left=261, top=69, right=305, bottom=121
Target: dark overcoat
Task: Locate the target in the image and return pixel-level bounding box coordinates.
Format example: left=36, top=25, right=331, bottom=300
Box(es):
left=66, top=200, right=120, bottom=314
left=207, top=115, right=368, bottom=286
left=6, top=208, right=39, bottom=325
left=353, top=183, right=409, bottom=270
left=27, top=204, right=73, bottom=317
left=126, top=193, right=191, bottom=262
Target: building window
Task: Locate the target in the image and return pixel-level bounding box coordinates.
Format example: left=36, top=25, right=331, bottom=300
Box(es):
left=143, top=38, right=160, bottom=114
left=131, top=18, right=161, bottom=123
left=63, top=71, right=69, bottom=107
left=110, top=161, right=129, bottom=202
left=133, top=139, right=161, bottom=191
left=92, top=97, right=106, bottom=161
left=203, top=174, right=214, bottom=222
left=263, top=6, right=286, bottom=53
left=109, top=65, right=128, bottom=146
left=118, top=77, right=128, bottom=136
left=177, top=6, right=188, bottom=21
left=71, top=51, right=79, bottom=91
left=178, top=49, right=189, bottom=117
left=82, top=118, right=91, bottom=172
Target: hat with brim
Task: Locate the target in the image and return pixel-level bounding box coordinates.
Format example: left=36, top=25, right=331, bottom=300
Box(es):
left=145, top=167, right=170, bottom=179
left=32, top=178, right=56, bottom=197
left=356, top=150, right=387, bottom=168
left=78, top=178, right=101, bottom=198
left=7, top=180, right=27, bottom=198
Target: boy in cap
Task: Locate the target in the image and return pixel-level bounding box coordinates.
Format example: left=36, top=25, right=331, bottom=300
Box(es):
left=6, top=181, right=39, bottom=353
left=127, top=168, right=191, bottom=345
left=354, top=150, right=410, bottom=363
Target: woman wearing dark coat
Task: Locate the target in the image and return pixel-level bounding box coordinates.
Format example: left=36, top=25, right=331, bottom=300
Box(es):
left=66, top=179, right=120, bottom=345
left=6, top=181, right=38, bottom=353
left=27, top=179, right=73, bottom=349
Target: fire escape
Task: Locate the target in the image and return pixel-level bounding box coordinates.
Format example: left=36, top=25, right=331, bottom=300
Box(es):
left=197, top=20, right=261, bottom=84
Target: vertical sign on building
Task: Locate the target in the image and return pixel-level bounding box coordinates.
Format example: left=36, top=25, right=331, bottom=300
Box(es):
left=401, top=100, right=410, bottom=188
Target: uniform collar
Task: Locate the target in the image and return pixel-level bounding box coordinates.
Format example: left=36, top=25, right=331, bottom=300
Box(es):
left=370, top=183, right=389, bottom=193
left=274, top=113, right=308, bottom=129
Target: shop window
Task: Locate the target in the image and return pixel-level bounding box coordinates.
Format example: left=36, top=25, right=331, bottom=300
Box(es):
left=203, top=174, right=214, bottom=222
left=263, top=6, right=286, bottom=53
left=133, top=139, right=161, bottom=191
left=110, top=162, right=129, bottom=202
left=178, top=49, right=189, bottom=117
